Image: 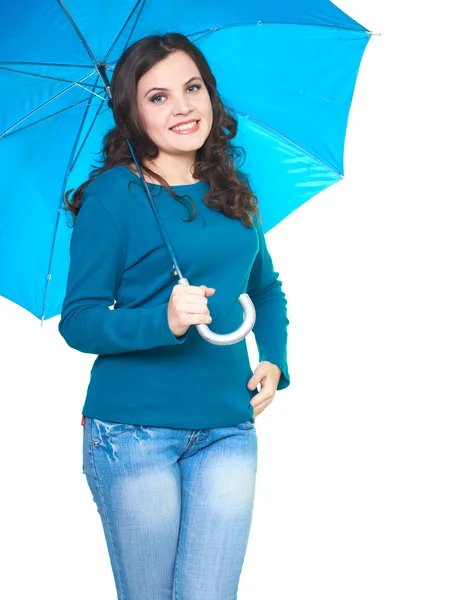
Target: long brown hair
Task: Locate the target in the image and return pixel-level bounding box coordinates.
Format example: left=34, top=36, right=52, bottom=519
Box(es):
left=63, top=33, right=260, bottom=228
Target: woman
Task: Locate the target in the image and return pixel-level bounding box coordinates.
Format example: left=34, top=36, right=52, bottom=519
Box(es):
left=59, top=33, right=290, bottom=600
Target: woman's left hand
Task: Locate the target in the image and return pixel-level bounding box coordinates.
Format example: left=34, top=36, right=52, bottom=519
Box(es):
left=247, top=361, right=282, bottom=418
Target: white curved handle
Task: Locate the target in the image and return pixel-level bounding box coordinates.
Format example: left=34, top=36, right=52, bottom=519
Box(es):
left=178, top=278, right=256, bottom=345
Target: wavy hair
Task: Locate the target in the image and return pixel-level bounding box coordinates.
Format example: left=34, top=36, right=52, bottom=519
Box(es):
left=63, top=33, right=260, bottom=228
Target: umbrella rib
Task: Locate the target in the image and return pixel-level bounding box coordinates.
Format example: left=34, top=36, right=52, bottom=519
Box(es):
left=187, top=21, right=370, bottom=39
left=106, top=21, right=372, bottom=66
left=70, top=98, right=108, bottom=173
left=0, top=70, right=99, bottom=139
left=105, top=0, right=146, bottom=63
left=41, top=71, right=103, bottom=324
left=123, top=0, right=149, bottom=53
left=0, top=94, right=104, bottom=140
left=56, top=0, right=102, bottom=67
left=228, top=105, right=343, bottom=178
left=0, top=65, right=100, bottom=90
left=0, top=61, right=97, bottom=68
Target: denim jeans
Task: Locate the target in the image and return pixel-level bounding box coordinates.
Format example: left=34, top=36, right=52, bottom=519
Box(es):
left=82, top=416, right=258, bottom=600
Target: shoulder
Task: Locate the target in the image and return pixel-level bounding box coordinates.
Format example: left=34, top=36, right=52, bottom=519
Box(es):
left=83, top=165, right=128, bottom=203
left=73, top=166, right=134, bottom=239
left=81, top=165, right=134, bottom=221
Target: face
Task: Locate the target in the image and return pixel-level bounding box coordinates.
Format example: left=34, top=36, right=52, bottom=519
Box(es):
left=136, top=50, right=213, bottom=158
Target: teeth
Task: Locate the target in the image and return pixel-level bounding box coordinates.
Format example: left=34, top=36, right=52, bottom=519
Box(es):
left=172, top=121, right=198, bottom=131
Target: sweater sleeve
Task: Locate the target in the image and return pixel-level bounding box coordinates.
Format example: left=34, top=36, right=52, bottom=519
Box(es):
left=58, top=193, right=188, bottom=354
left=246, top=214, right=291, bottom=391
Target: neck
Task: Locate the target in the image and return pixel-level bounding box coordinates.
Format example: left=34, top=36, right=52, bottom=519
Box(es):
left=144, top=152, right=199, bottom=186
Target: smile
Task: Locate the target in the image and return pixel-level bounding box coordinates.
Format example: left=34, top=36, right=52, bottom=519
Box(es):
left=170, top=120, right=200, bottom=134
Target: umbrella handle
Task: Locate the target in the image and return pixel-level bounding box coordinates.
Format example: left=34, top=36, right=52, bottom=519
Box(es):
left=177, top=278, right=256, bottom=345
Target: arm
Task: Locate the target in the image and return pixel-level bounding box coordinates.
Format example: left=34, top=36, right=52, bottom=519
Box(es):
left=58, top=193, right=188, bottom=354
left=246, top=214, right=290, bottom=391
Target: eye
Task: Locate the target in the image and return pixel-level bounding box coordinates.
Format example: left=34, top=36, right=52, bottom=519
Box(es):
left=150, top=84, right=202, bottom=104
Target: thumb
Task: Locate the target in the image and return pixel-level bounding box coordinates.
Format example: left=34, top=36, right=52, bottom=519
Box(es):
left=200, top=285, right=216, bottom=294
left=247, top=375, right=259, bottom=390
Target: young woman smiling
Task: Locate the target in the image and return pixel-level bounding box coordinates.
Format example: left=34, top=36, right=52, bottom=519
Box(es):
left=59, top=32, right=290, bottom=600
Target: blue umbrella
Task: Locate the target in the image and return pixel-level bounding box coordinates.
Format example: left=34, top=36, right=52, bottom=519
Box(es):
left=0, top=0, right=372, bottom=328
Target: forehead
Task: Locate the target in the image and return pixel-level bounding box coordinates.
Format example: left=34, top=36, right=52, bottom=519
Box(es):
left=138, top=51, right=199, bottom=88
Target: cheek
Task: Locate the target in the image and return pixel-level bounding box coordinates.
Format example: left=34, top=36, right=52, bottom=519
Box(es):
left=143, top=108, right=168, bottom=137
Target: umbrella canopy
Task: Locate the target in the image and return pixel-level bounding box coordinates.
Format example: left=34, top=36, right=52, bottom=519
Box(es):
left=0, top=0, right=372, bottom=321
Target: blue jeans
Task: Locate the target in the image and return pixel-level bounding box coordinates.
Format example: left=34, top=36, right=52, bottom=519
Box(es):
left=82, top=416, right=258, bottom=600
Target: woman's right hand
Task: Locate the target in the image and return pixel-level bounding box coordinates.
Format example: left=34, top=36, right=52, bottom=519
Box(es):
left=167, top=284, right=215, bottom=337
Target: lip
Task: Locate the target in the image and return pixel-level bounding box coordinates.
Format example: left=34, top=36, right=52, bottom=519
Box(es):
left=170, top=120, right=200, bottom=135
left=170, top=118, right=200, bottom=129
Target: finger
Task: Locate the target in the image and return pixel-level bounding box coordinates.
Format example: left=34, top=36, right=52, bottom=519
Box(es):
left=185, top=295, right=208, bottom=306
left=249, top=389, right=268, bottom=406
left=195, top=285, right=215, bottom=294
left=181, top=301, right=210, bottom=316
left=183, top=304, right=209, bottom=316
left=183, top=313, right=212, bottom=324
left=251, top=396, right=274, bottom=413
left=247, top=376, right=260, bottom=390
left=175, top=285, right=208, bottom=296
left=175, top=294, right=209, bottom=310
left=250, top=382, right=275, bottom=405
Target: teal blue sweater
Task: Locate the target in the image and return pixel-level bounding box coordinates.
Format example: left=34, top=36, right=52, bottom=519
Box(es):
left=59, top=165, right=290, bottom=429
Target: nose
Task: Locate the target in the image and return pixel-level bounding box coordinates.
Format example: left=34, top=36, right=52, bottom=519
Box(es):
left=172, top=92, right=193, bottom=115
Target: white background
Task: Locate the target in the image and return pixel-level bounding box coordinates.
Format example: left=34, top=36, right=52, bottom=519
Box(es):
left=1, top=1, right=471, bottom=598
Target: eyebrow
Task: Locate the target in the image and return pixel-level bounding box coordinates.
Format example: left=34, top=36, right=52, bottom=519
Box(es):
left=145, top=76, right=203, bottom=96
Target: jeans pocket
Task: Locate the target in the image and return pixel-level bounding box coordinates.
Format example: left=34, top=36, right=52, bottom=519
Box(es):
left=92, top=417, right=138, bottom=441
left=236, top=417, right=256, bottom=430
